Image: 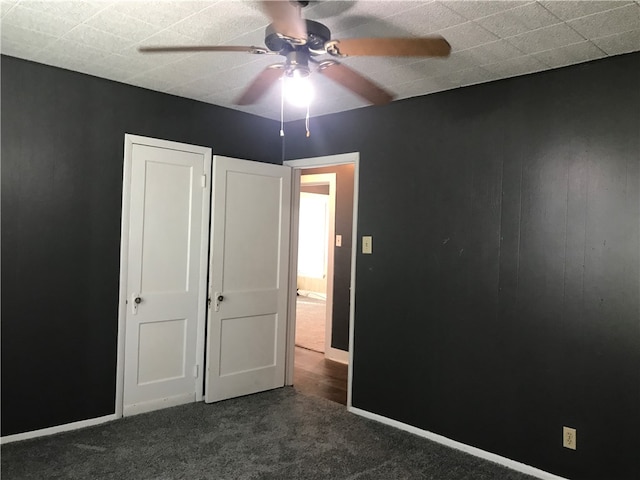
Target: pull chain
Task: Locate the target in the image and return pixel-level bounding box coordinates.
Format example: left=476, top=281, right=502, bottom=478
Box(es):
left=305, top=103, right=310, bottom=138
left=280, top=76, right=285, bottom=137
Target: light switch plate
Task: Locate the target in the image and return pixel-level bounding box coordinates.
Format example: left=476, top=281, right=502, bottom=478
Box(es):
left=362, top=236, right=372, bottom=254
left=336, top=234, right=342, bottom=247
left=563, top=426, right=576, bottom=450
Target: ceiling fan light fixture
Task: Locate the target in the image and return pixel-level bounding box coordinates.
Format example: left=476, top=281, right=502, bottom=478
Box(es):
left=285, top=71, right=314, bottom=107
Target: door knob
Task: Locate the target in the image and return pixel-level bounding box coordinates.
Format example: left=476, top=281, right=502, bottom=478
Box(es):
left=214, top=292, right=224, bottom=312
left=132, top=293, right=142, bottom=315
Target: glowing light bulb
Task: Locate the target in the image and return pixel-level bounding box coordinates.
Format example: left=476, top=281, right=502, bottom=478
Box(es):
left=285, top=73, right=314, bottom=107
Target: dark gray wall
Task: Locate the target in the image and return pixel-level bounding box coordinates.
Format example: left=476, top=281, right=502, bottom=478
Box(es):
left=301, top=164, right=355, bottom=351
left=1, top=56, right=281, bottom=436
left=284, top=53, right=640, bottom=480
left=3, top=51, right=639, bottom=480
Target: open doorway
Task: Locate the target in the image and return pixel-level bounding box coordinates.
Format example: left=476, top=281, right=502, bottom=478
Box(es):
left=285, top=154, right=358, bottom=407
left=295, top=173, right=334, bottom=356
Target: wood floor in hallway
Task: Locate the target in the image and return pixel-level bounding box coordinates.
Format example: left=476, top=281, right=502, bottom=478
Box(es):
left=293, top=346, right=348, bottom=405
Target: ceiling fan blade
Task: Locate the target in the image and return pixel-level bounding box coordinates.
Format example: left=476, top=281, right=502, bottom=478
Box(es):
left=235, top=65, right=285, bottom=105
left=261, top=0, right=307, bottom=44
left=317, top=61, right=394, bottom=106
left=326, top=36, right=451, bottom=57
left=138, top=45, right=272, bottom=54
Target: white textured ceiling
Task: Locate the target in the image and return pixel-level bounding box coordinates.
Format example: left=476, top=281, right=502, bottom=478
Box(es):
left=1, top=0, right=639, bottom=120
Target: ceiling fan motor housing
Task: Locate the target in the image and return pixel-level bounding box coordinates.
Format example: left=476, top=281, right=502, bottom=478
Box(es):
left=265, top=19, right=331, bottom=54
left=284, top=49, right=311, bottom=77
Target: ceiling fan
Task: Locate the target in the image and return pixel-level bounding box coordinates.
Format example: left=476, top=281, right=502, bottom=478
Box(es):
left=139, top=0, right=451, bottom=107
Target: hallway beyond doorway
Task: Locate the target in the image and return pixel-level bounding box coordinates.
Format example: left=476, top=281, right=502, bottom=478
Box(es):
left=295, top=295, right=326, bottom=353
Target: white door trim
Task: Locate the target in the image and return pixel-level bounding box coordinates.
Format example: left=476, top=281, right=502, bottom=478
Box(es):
left=115, top=134, right=212, bottom=418
left=284, top=152, right=359, bottom=408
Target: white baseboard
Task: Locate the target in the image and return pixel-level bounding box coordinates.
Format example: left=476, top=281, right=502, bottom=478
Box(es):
left=2, top=393, right=198, bottom=444
left=0, top=414, right=118, bottom=445
left=123, top=392, right=195, bottom=417
left=325, top=347, right=349, bottom=364
left=348, top=406, right=569, bottom=480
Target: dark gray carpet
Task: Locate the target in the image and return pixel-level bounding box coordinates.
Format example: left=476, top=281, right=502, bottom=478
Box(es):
left=2, top=388, right=538, bottom=480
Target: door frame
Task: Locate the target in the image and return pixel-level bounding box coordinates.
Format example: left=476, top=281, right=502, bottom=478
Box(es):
left=298, top=173, right=342, bottom=361
left=115, top=134, right=212, bottom=418
left=284, top=152, right=359, bottom=408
